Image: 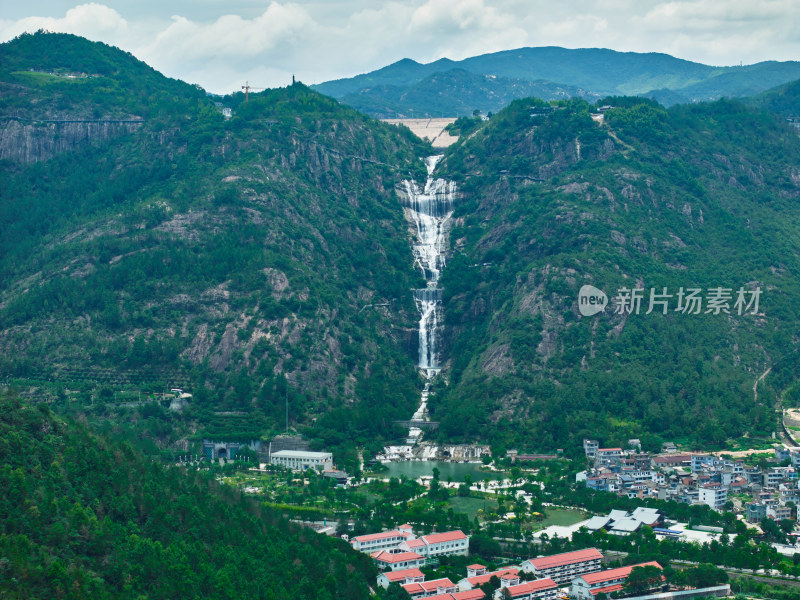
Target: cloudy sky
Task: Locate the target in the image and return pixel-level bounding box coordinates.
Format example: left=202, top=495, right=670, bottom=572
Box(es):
left=1, top=1, right=799, bottom=94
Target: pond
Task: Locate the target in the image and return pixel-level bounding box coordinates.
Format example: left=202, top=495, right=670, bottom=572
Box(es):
left=377, top=460, right=502, bottom=482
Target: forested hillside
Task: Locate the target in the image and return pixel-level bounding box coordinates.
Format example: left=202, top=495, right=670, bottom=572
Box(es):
left=0, top=32, right=431, bottom=464
left=432, top=95, right=800, bottom=453
left=0, top=393, right=378, bottom=599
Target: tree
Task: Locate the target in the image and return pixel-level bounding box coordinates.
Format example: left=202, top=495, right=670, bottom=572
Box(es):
left=624, top=565, right=663, bottom=595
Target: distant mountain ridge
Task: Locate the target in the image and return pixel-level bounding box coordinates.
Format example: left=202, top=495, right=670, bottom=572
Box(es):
left=313, top=46, right=800, bottom=116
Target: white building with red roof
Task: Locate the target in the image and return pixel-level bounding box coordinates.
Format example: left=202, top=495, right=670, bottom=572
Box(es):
left=520, top=548, right=603, bottom=584
left=425, top=591, right=485, bottom=600
left=426, top=591, right=485, bottom=600
left=400, top=530, right=470, bottom=557
left=351, top=529, right=414, bottom=553
left=458, top=567, right=519, bottom=591
left=372, top=550, right=426, bottom=571
left=466, top=564, right=487, bottom=578
left=493, top=578, right=558, bottom=600
left=402, top=578, right=459, bottom=599
left=570, top=561, right=663, bottom=600
left=377, top=567, right=425, bottom=588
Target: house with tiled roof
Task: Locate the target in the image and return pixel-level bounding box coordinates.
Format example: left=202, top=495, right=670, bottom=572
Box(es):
left=377, top=567, right=425, bottom=588
left=570, top=561, right=663, bottom=600
left=457, top=567, right=519, bottom=591
left=493, top=578, right=558, bottom=600
left=425, top=591, right=485, bottom=600
left=402, top=578, right=458, bottom=599
left=520, top=548, right=602, bottom=584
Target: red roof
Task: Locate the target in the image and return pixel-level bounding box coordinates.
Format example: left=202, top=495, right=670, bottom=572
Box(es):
left=405, top=538, right=426, bottom=548
left=425, top=590, right=486, bottom=600
left=371, top=551, right=424, bottom=564
left=402, top=578, right=456, bottom=595
left=453, top=591, right=485, bottom=600
left=526, top=548, right=603, bottom=570
left=598, top=448, right=622, bottom=452
left=467, top=564, right=486, bottom=570
left=581, top=562, right=662, bottom=586
left=354, top=530, right=406, bottom=543
left=426, top=592, right=485, bottom=600
left=505, top=578, right=557, bottom=598
left=423, top=530, right=468, bottom=544
left=464, top=568, right=519, bottom=587
left=590, top=584, right=624, bottom=596
left=382, top=568, right=424, bottom=582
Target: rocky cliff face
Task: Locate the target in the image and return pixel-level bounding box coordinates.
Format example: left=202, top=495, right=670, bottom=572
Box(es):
left=0, top=117, right=143, bottom=164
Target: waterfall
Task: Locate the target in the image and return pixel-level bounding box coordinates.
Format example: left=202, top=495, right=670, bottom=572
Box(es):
left=400, top=155, right=457, bottom=375
left=399, top=155, right=458, bottom=446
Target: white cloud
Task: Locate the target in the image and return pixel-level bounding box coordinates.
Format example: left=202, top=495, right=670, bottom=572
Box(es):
left=0, top=3, right=129, bottom=41
left=1, top=1, right=800, bottom=93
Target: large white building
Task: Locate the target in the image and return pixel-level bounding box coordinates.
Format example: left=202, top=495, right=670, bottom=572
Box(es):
left=699, top=483, right=727, bottom=511
left=351, top=526, right=414, bottom=553
left=520, top=548, right=603, bottom=584
left=269, top=450, right=333, bottom=471
left=401, top=530, right=470, bottom=557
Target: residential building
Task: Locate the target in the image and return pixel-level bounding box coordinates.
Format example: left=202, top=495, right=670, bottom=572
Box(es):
left=583, top=440, right=599, bottom=459
left=570, top=562, right=663, bottom=600
left=269, top=450, right=333, bottom=471
left=768, top=505, right=793, bottom=521
left=699, top=483, right=727, bottom=511
left=520, top=548, right=602, bottom=584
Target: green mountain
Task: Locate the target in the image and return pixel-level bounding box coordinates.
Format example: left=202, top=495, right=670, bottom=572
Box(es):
left=0, top=32, right=431, bottom=465
left=0, top=393, right=377, bottom=599
left=313, top=47, right=800, bottom=116
left=431, top=96, right=800, bottom=453
left=746, top=77, right=800, bottom=117
left=5, top=32, right=800, bottom=460
left=336, top=68, right=600, bottom=119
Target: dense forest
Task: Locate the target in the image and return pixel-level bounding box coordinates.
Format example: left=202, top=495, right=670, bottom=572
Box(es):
left=0, top=32, right=433, bottom=467
left=0, top=392, right=379, bottom=599
left=432, top=94, right=800, bottom=453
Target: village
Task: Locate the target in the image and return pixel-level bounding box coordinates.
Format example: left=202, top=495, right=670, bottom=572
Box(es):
left=579, top=439, right=800, bottom=529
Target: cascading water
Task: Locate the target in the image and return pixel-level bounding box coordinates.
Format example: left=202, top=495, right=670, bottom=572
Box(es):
left=398, top=155, right=458, bottom=445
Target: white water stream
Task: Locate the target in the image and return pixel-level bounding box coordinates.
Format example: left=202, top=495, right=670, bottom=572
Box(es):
left=398, top=155, right=458, bottom=446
